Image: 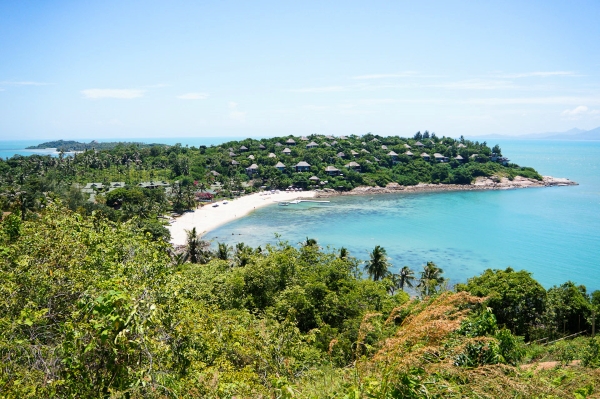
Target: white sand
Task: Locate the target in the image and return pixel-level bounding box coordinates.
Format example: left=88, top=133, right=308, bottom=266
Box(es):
left=168, top=190, right=316, bottom=245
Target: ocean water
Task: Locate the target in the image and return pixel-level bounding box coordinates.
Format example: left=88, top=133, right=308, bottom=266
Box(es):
left=204, top=140, right=600, bottom=290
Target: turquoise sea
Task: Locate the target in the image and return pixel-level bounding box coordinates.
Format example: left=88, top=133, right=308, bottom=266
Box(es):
left=204, top=140, right=600, bottom=291
left=2, top=137, right=599, bottom=290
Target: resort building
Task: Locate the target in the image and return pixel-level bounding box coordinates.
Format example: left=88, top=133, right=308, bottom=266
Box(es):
left=404, top=143, right=412, bottom=149
left=229, top=152, right=237, bottom=157
left=381, top=145, right=388, bottom=150
left=421, top=152, right=431, bottom=160
left=387, top=151, right=399, bottom=162
left=138, top=181, right=170, bottom=189
left=210, top=170, right=220, bottom=177
left=108, top=182, right=125, bottom=192
left=350, top=150, right=359, bottom=157
left=286, top=138, right=296, bottom=146
left=405, top=151, right=414, bottom=157
left=306, top=141, right=319, bottom=149
left=245, top=164, right=259, bottom=175
left=345, top=161, right=361, bottom=172
left=248, top=154, right=255, bottom=160
left=268, top=152, right=277, bottom=158
left=434, top=153, right=449, bottom=162
left=415, top=141, right=425, bottom=147
left=295, top=161, right=311, bottom=172
left=325, top=165, right=340, bottom=176
left=275, top=142, right=283, bottom=147
left=231, top=160, right=240, bottom=165
left=258, top=144, right=266, bottom=150
left=282, top=147, right=292, bottom=155
left=275, top=161, right=286, bottom=171
left=455, top=155, right=464, bottom=162
left=309, top=176, right=320, bottom=184
left=337, top=152, right=345, bottom=158
left=300, top=136, right=309, bottom=141
left=239, top=145, right=248, bottom=152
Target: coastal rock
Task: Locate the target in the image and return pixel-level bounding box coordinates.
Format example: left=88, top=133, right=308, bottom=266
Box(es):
left=314, top=175, right=577, bottom=198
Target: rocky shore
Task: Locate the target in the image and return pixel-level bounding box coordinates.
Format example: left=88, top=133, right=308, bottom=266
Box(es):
left=314, top=175, right=578, bottom=197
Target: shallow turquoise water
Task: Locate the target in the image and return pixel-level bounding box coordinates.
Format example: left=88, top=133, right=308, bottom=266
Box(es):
left=205, top=140, right=600, bottom=290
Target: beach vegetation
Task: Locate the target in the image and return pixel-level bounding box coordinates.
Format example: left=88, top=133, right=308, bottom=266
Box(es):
left=1, top=202, right=600, bottom=397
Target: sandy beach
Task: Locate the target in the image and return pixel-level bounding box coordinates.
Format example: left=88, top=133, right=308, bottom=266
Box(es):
left=168, top=190, right=316, bottom=245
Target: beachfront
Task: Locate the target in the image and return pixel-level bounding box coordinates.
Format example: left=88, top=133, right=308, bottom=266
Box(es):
left=168, top=190, right=316, bottom=245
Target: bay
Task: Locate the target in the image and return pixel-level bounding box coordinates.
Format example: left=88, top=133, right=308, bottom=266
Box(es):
left=204, top=139, right=600, bottom=290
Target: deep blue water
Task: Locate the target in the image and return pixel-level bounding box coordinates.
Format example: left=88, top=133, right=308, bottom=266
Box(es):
left=204, top=140, right=600, bottom=290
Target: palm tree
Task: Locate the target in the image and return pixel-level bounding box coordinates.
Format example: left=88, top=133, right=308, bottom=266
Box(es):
left=301, top=237, right=318, bottom=248
left=185, top=227, right=202, bottom=264
left=339, top=247, right=349, bottom=260
left=399, top=266, right=415, bottom=291
left=216, top=242, right=231, bottom=261
left=417, top=261, right=446, bottom=297
left=364, top=245, right=390, bottom=281
left=389, top=266, right=416, bottom=294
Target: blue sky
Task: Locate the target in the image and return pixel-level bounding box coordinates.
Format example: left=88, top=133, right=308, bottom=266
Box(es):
left=1, top=1, right=599, bottom=140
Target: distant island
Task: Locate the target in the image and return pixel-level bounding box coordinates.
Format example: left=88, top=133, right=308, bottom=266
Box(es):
left=26, top=139, right=154, bottom=152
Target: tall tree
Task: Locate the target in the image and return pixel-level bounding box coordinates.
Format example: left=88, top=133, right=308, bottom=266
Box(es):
left=364, top=245, right=390, bottom=281
left=417, top=261, right=446, bottom=297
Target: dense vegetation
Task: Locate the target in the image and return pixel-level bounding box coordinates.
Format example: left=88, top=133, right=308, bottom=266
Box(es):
left=2, top=203, right=600, bottom=398
left=1, top=132, right=542, bottom=231
left=26, top=140, right=154, bottom=152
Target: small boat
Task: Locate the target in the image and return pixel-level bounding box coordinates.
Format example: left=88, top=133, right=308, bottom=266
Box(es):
left=223, top=201, right=228, bottom=204
left=278, top=201, right=289, bottom=206
left=212, top=203, right=219, bottom=207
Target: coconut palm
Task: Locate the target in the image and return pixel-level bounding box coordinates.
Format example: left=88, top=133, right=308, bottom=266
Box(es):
left=399, top=266, right=415, bottom=291
left=339, top=247, right=349, bottom=260
left=364, top=245, right=390, bottom=281
left=217, top=242, right=231, bottom=261
left=301, top=237, right=318, bottom=248
left=417, top=261, right=446, bottom=297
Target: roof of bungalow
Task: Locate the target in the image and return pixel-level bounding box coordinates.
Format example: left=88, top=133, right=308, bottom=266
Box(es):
left=84, top=182, right=104, bottom=189
left=404, top=143, right=412, bottom=148
left=258, top=144, right=266, bottom=149
left=339, top=135, right=348, bottom=140
left=309, top=175, right=320, bottom=181
left=345, top=161, right=361, bottom=168
left=282, top=147, right=292, bottom=153
left=381, top=145, right=388, bottom=150
left=110, top=182, right=125, bottom=188
left=373, top=157, right=380, bottom=162
left=421, top=152, right=430, bottom=158
left=139, top=181, right=170, bottom=188
left=434, top=153, right=445, bottom=158
left=457, top=143, right=467, bottom=148
left=455, top=155, right=464, bottom=160
left=350, top=150, right=359, bottom=155
left=361, top=141, right=366, bottom=146
left=325, top=165, right=340, bottom=172
left=275, top=142, right=283, bottom=146
left=286, top=138, right=296, bottom=144
left=248, top=154, right=255, bottom=160
left=300, top=136, right=309, bottom=141
left=387, top=151, right=398, bottom=156
left=231, top=160, right=240, bottom=165
left=246, top=163, right=259, bottom=170
left=405, top=151, right=414, bottom=156
left=306, top=141, right=319, bottom=148
left=323, top=142, right=331, bottom=147
left=228, top=147, right=234, bottom=151
left=210, top=170, right=221, bottom=176
left=325, top=135, right=334, bottom=139
left=415, top=141, right=425, bottom=147
left=331, top=140, right=338, bottom=145
left=275, top=161, right=286, bottom=168
left=229, top=152, right=237, bottom=157
left=296, top=161, right=311, bottom=167
left=470, top=154, right=479, bottom=158
left=268, top=152, right=277, bottom=158
left=361, top=149, right=370, bottom=153
left=371, top=138, right=379, bottom=142
left=240, top=145, right=248, bottom=151
left=337, top=152, right=345, bottom=158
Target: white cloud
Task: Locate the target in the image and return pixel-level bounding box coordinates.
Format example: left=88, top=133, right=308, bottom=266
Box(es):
left=492, top=71, right=576, bottom=79
left=81, top=89, right=145, bottom=99
left=430, top=79, right=517, bottom=90
left=229, top=102, right=246, bottom=121
left=561, top=105, right=600, bottom=120
left=352, top=71, right=443, bottom=80
left=0, top=81, right=50, bottom=86
left=177, top=92, right=209, bottom=100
